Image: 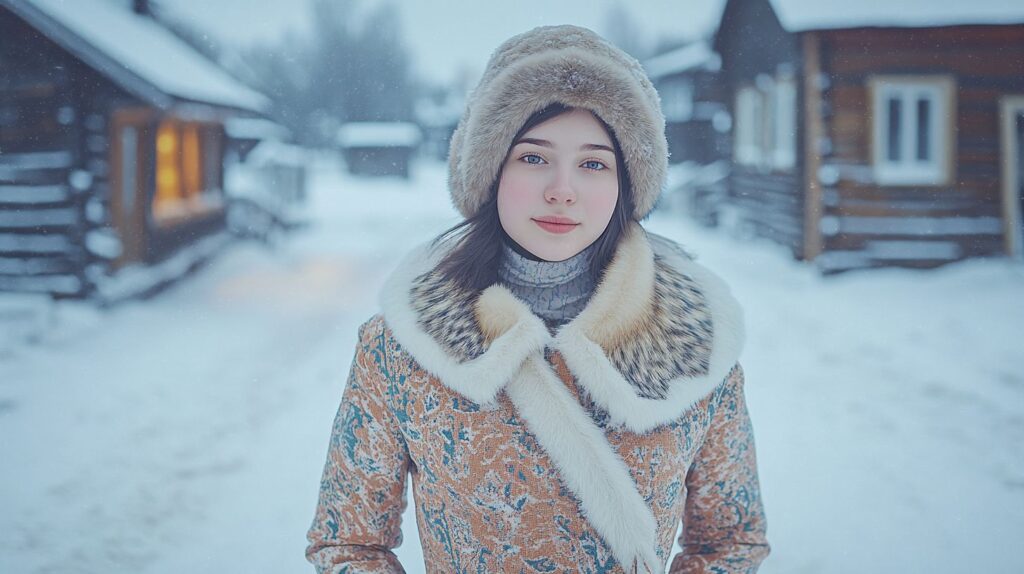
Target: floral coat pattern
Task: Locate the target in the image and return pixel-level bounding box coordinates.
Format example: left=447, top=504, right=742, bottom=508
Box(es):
left=306, top=224, right=769, bottom=573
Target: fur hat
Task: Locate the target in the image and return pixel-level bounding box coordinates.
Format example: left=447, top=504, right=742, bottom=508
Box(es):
left=447, top=25, right=668, bottom=221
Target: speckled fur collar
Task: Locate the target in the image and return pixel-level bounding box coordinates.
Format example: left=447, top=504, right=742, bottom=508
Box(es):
left=380, top=222, right=744, bottom=430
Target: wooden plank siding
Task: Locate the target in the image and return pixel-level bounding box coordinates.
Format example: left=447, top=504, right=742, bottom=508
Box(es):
left=2, top=3, right=246, bottom=299
left=730, top=169, right=805, bottom=254
left=0, top=8, right=86, bottom=295
left=715, top=0, right=807, bottom=259
left=812, top=25, right=1024, bottom=271
left=802, top=31, right=824, bottom=260
left=665, top=120, right=725, bottom=166
left=0, top=6, right=140, bottom=296
left=0, top=156, right=87, bottom=294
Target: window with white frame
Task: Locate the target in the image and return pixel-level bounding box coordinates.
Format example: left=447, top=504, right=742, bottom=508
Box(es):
left=660, top=77, right=694, bottom=122
left=871, top=77, right=953, bottom=185
left=734, top=74, right=797, bottom=171
left=773, top=76, right=797, bottom=169
left=735, top=86, right=763, bottom=166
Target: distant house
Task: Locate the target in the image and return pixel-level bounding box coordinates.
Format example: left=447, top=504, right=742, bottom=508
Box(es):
left=224, top=117, right=291, bottom=165
left=645, top=41, right=727, bottom=166
left=645, top=42, right=731, bottom=223
left=0, top=0, right=271, bottom=299
left=224, top=117, right=308, bottom=236
left=713, top=0, right=1024, bottom=272
left=414, top=89, right=464, bottom=161
left=336, top=122, right=421, bottom=179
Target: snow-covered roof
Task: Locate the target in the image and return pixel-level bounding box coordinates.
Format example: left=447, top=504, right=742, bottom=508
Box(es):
left=644, top=42, right=720, bottom=80
left=246, top=140, right=308, bottom=167
left=768, top=0, right=1024, bottom=32
left=336, top=122, right=422, bottom=148
left=225, top=117, right=291, bottom=142
left=414, top=95, right=465, bottom=128
left=6, top=0, right=270, bottom=113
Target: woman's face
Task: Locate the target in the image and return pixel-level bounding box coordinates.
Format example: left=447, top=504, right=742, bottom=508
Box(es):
left=497, top=109, right=619, bottom=262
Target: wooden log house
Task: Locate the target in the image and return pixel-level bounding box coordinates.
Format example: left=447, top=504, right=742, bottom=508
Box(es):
left=644, top=41, right=728, bottom=166
left=712, top=0, right=1024, bottom=272
left=644, top=41, right=733, bottom=226
left=336, top=122, right=421, bottom=179
left=0, top=0, right=270, bottom=297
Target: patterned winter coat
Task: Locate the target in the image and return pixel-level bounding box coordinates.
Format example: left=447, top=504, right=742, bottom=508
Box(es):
left=306, top=223, right=770, bottom=573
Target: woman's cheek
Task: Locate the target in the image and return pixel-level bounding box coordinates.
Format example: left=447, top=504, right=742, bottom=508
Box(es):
left=497, top=171, right=542, bottom=239
left=587, top=178, right=619, bottom=221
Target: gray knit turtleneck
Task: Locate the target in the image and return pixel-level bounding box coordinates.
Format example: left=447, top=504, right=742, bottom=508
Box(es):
left=497, top=240, right=597, bottom=330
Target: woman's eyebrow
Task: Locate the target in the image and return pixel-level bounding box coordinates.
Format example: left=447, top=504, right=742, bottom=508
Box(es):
left=514, top=137, right=553, bottom=148
left=514, top=138, right=614, bottom=153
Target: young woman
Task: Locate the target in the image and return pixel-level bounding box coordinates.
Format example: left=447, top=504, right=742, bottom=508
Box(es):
left=306, top=25, right=769, bottom=574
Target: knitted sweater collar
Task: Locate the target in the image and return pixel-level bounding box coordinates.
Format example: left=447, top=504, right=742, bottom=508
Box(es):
left=497, top=239, right=596, bottom=326
left=498, top=239, right=592, bottom=286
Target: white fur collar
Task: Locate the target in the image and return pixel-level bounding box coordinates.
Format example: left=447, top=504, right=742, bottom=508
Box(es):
left=379, top=222, right=745, bottom=430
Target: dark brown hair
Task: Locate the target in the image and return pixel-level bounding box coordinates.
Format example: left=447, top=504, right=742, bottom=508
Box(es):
left=431, top=103, right=636, bottom=292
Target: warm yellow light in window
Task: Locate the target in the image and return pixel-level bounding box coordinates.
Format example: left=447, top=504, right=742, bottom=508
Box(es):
left=157, top=129, right=177, bottom=154
left=158, top=169, right=178, bottom=188
left=182, top=124, right=202, bottom=200
left=155, top=121, right=181, bottom=214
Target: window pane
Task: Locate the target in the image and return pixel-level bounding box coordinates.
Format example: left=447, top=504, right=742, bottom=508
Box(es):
left=916, top=97, right=931, bottom=161
left=663, top=79, right=693, bottom=122
left=182, top=124, right=201, bottom=199
left=155, top=121, right=181, bottom=205
left=1016, top=114, right=1024, bottom=195
left=887, top=97, right=901, bottom=162
left=773, top=79, right=797, bottom=169
left=121, top=127, right=136, bottom=213
left=204, top=127, right=222, bottom=194
left=736, top=88, right=757, bottom=165
left=752, top=91, right=764, bottom=160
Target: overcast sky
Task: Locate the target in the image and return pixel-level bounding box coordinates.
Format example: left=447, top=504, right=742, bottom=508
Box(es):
left=160, top=0, right=727, bottom=85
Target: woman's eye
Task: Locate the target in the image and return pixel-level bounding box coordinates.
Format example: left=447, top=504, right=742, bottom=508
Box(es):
left=521, top=154, right=545, bottom=165
left=582, top=160, right=606, bottom=171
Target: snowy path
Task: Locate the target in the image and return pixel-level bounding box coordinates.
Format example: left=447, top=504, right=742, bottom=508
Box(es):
left=0, top=158, right=458, bottom=574
left=1, top=157, right=1022, bottom=573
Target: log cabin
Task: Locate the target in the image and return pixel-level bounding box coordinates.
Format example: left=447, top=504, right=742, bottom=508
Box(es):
left=645, top=41, right=732, bottom=226
left=645, top=41, right=728, bottom=166
left=712, top=0, right=1024, bottom=272
left=0, top=0, right=271, bottom=297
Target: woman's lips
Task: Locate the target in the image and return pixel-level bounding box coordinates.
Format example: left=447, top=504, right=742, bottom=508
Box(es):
left=533, top=218, right=579, bottom=234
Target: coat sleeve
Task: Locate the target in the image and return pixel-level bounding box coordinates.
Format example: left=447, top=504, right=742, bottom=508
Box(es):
left=669, top=364, right=770, bottom=574
left=306, top=317, right=411, bottom=574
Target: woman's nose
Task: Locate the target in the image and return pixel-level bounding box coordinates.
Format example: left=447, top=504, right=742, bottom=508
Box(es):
left=544, top=168, right=577, bottom=205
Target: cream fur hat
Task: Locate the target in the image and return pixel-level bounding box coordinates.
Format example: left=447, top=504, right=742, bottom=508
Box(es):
left=447, top=25, right=668, bottom=221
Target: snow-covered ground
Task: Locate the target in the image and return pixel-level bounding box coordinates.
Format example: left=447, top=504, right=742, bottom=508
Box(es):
left=1, top=155, right=1022, bottom=574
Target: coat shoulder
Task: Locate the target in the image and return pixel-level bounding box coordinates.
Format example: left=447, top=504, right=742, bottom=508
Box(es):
left=361, top=312, right=433, bottom=374
left=357, top=313, right=389, bottom=345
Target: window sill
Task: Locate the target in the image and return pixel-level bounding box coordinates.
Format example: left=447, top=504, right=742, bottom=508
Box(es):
left=873, top=168, right=950, bottom=187
left=152, top=193, right=225, bottom=229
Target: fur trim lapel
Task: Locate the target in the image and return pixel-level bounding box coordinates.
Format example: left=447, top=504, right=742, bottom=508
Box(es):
left=378, top=240, right=550, bottom=405
left=504, top=353, right=661, bottom=573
